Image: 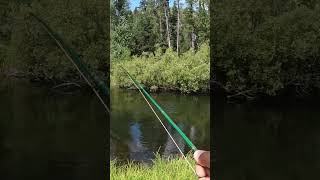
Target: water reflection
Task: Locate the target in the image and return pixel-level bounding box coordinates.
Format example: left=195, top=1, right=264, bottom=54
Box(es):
left=128, top=122, right=154, bottom=162
left=214, top=103, right=320, bottom=180
left=163, top=125, right=186, bottom=158
left=0, top=78, right=107, bottom=179
left=110, top=88, right=210, bottom=163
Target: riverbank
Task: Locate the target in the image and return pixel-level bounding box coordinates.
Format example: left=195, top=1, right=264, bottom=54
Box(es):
left=111, top=43, right=210, bottom=94
left=110, top=155, right=196, bottom=180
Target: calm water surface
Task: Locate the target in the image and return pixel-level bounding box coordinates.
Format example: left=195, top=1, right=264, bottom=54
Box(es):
left=0, top=78, right=210, bottom=179
left=215, top=102, right=320, bottom=180
left=0, top=78, right=107, bottom=179
left=2, top=78, right=319, bottom=179
left=110, top=88, right=210, bottom=163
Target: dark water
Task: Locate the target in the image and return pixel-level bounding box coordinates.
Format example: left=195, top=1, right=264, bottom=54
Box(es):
left=0, top=78, right=107, bottom=180
left=0, top=78, right=210, bottom=179
left=110, top=88, right=210, bottom=163
left=214, top=103, right=320, bottom=180
left=4, top=78, right=319, bottom=179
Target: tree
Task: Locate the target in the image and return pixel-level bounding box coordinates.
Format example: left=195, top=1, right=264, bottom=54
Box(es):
left=185, top=0, right=196, bottom=50
left=176, top=0, right=180, bottom=54
left=170, top=1, right=178, bottom=51
left=164, top=0, right=171, bottom=48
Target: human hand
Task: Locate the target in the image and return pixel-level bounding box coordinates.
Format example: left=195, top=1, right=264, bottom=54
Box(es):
left=194, top=150, right=210, bottom=180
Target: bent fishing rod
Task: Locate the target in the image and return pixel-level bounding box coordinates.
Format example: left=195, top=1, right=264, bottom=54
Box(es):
left=120, top=66, right=198, bottom=174
left=120, top=66, right=197, bottom=151
left=30, top=12, right=197, bottom=174
left=29, top=13, right=110, bottom=113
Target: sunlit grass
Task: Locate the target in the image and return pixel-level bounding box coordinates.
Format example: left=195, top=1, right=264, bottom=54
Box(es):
left=110, top=154, right=196, bottom=180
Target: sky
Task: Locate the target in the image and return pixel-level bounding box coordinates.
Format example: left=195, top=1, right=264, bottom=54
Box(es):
left=129, top=0, right=185, bottom=11
left=129, top=0, right=140, bottom=10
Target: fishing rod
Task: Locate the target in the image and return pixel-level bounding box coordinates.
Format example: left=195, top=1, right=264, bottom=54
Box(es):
left=29, top=13, right=110, bottom=113
left=30, top=12, right=196, bottom=174
left=120, top=66, right=198, bottom=151
left=120, top=66, right=197, bottom=174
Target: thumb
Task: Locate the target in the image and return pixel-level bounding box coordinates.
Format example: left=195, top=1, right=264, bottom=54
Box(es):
left=194, top=150, right=210, bottom=168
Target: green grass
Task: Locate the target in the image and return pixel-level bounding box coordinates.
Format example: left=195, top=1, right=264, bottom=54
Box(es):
left=110, top=154, right=197, bottom=180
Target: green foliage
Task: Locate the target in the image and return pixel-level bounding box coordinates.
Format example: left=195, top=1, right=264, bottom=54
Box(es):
left=110, top=154, right=196, bottom=180
left=131, top=13, right=159, bottom=54
left=110, top=0, right=210, bottom=93
left=213, top=0, right=320, bottom=97
left=111, top=0, right=209, bottom=57
left=0, top=1, right=16, bottom=73
left=112, top=43, right=209, bottom=93
left=4, top=0, right=108, bottom=81
left=110, top=11, right=133, bottom=63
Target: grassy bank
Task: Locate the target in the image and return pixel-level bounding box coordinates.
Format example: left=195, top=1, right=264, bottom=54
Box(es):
left=110, top=155, right=196, bottom=180
left=111, top=43, right=209, bottom=94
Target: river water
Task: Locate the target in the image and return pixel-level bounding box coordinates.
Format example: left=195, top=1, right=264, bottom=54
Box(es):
left=214, top=102, right=320, bottom=179
left=0, top=78, right=107, bottom=179
left=110, top=88, right=210, bottom=163
left=0, top=78, right=210, bottom=179
left=1, top=78, right=319, bottom=179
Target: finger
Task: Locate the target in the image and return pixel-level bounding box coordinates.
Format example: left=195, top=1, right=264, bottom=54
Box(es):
left=195, top=164, right=207, bottom=177
left=194, top=150, right=210, bottom=168
left=205, top=167, right=210, bottom=177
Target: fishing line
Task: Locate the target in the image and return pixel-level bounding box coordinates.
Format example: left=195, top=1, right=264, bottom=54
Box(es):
left=121, top=66, right=197, bottom=151
left=50, top=33, right=110, bottom=113
left=129, top=75, right=196, bottom=175
left=51, top=38, right=110, bottom=113
left=30, top=13, right=110, bottom=113
left=31, top=12, right=197, bottom=175
left=121, top=66, right=197, bottom=175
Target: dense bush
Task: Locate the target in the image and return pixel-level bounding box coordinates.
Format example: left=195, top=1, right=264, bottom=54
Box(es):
left=0, top=1, right=13, bottom=74
left=213, top=1, right=320, bottom=97
left=3, top=0, right=108, bottom=81
left=112, top=43, right=209, bottom=93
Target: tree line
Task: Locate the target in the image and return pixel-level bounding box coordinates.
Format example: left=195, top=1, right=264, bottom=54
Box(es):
left=3, top=0, right=320, bottom=97
left=111, top=0, right=209, bottom=60
left=111, top=0, right=210, bottom=93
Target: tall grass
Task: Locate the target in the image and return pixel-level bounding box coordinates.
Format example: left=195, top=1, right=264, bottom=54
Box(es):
left=110, top=154, right=196, bottom=180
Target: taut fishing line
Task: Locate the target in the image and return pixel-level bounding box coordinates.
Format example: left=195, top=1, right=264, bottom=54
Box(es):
left=131, top=78, right=196, bottom=175
left=121, top=66, right=197, bottom=175
left=30, top=13, right=110, bottom=113
left=31, top=12, right=197, bottom=176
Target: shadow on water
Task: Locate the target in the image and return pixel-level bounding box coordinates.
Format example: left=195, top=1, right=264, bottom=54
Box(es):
left=110, top=88, right=210, bottom=164
left=0, top=78, right=108, bottom=180
left=214, top=102, right=320, bottom=180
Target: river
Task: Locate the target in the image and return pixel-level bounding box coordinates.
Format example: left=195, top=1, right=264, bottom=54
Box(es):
left=110, top=88, right=210, bottom=163
left=0, top=78, right=107, bottom=179
left=2, top=78, right=319, bottom=179
left=0, top=78, right=210, bottom=179
left=214, top=102, right=320, bottom=179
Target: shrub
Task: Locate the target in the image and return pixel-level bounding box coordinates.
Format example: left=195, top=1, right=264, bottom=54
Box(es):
left=112, top=43, right=210, bottom=93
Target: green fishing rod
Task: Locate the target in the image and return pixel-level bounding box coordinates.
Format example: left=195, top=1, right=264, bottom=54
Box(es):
left=120, top=66, right=197, bottom=151
left=30, top=12, right=196, bottom=152
left=29, top=13, right=110, bottom=113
